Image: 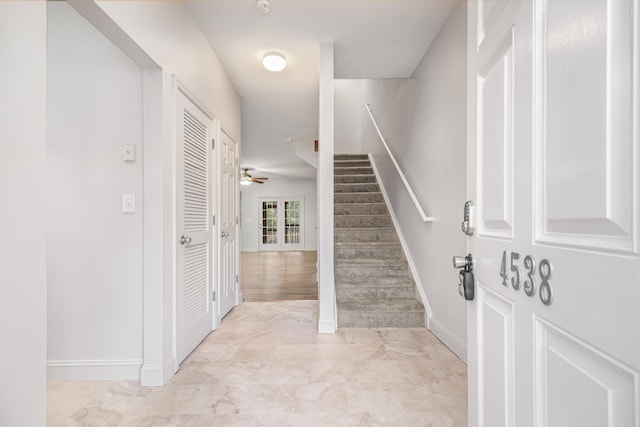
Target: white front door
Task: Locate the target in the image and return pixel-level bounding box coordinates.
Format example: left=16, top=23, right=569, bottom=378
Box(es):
left=219, top=129, right=239, bottom=319
left=258, top=198, right=304, bottom=251
left=466, top=1, right=639, bottom=426
left=176, top=89, right=214, bottom=364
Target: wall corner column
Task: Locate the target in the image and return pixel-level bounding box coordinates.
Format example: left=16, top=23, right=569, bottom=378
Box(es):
left=317, top=43, right=337, bottom=333
left=141, top=69, right=177, bottom=386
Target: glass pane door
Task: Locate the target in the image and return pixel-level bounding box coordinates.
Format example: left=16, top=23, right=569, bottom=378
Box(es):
left=258, top=198, right=305, bottom=251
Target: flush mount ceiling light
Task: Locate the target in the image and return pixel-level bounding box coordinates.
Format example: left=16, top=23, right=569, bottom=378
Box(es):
left=256, top=0, right=271, bottom=14
left=262, top=51, right=286, bottom=72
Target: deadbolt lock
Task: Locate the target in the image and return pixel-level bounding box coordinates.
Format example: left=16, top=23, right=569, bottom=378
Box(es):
left=461, top=201, right=475, bottom=236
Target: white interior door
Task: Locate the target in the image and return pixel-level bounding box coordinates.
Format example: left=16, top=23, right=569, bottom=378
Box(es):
left=219, top=129, right=239, bottom=319
left=258, top=198, right=304, bottom=251
left=466, top=1, right=639, bottom=426
left=176, top=89, right=214, bottom=364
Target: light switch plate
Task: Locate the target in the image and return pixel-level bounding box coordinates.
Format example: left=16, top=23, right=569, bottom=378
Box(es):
left=122, top=144, right=135, bottom=162
left=123, top=194, right=135, bottom=213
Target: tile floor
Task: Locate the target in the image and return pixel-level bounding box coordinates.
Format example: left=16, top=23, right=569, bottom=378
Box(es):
left=47, top=301, right=467, bottom=426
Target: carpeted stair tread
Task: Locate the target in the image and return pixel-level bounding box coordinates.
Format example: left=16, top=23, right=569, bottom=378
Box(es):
left=335, top=203, right=388, bottom=215
left=334, top=160, right=371, bottom=167
left=337, top=299, right=425, bottom=328
left=338, top=297, right=424, bottom=312
left=335, top=242, right=404, bottom=260
left=336, top=276, right=416, bottom=288
left=334, top=183, right=380, bottom=193
left=334, top=228, right=399, bottom=243
left=334, top=154, right=368, bottom=161
left=335, top=257, right=407, bottom=266
left=335, top=193, right=385, bottom=203
left=335, top=174, right=377, bottom=184
left=335, top=215, right=393, bottom=228
left=334, top=167, right=374, bottom=175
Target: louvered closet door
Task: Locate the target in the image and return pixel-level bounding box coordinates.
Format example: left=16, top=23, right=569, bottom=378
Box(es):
left=176, top=89, right=214, bottom=364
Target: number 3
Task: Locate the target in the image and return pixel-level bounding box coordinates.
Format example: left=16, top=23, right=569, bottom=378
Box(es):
left=524, top=255, right=536, bottom=297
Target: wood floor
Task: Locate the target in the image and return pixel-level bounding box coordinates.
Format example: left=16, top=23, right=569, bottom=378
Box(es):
left=241, top=251, right=318, bottom=302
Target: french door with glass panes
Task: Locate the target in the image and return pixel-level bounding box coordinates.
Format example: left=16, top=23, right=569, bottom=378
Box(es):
left=258, top=198, right=304, bottom=251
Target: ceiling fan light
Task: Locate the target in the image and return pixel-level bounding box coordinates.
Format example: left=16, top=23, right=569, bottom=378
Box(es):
left=262, top=52, right=286, bottom=72
left=240, top=178, right=252, bottom=186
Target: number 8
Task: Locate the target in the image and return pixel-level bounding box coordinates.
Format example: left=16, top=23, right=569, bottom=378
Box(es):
left=539, top=259, right=553, bottom=305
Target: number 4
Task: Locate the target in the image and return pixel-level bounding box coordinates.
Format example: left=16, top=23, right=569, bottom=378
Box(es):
left=500, top=251, right=521, bottom=289
left=500, top=251, right=508, bottom=287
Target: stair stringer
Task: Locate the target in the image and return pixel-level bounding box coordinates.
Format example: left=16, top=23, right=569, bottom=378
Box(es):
left=368, top=153, right=433, bottom=328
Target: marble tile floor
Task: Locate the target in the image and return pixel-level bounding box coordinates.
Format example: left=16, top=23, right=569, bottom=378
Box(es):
left=48, top=301, right=467, bottom=426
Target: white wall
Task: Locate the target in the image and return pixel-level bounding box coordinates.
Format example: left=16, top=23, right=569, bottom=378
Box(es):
left=91, top=0, right=242, bottom=383
left=338, top=2, right=468, bottom=359
left=334, top=79, right=365, bottom=154
left=0, top=2, right=48, bottom=424
left=241, top=178, right=317, bottom=251
left=97, top=0, right=241, bottom=141
left=47, top=2, right=144, bottom=379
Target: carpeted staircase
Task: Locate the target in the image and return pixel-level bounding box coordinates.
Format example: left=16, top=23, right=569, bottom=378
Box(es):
left=334, top=154, right=425, bottom=327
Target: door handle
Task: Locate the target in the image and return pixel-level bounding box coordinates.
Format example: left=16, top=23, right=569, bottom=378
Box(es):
left=180, top=235, right=191, bottom=245
left=453, top=253, right=475, bottom=301
left=221, top=231, right=229, bottom=238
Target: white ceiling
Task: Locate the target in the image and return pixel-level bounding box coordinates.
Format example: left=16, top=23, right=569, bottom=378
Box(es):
left=185, top=0, right=458, bottom=178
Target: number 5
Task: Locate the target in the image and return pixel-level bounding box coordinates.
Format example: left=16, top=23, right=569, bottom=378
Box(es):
left=510, top=252, right=520, bottom=290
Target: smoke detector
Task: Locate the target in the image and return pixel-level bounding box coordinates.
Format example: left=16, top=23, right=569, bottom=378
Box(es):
left=256, top=0, right=271, bottom=14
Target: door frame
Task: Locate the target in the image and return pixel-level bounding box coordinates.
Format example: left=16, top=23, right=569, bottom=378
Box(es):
left=216, top=126, right=241, bottom=323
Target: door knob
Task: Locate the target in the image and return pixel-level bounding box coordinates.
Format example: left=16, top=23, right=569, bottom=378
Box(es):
left=180, top=235, right=191, bottom=245
left=453, top=253, right=475, bottom=301
left=221, top=231, right=229, bottom=238
left=452, top=254, right=474, bottom=270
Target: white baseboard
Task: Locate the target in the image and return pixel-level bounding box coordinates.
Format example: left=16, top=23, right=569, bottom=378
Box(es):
left=318, top=319, right=337, bottom=334
left=140, top=356, right=176, bottom=386
left=428, top=316, right=468, bottom=364
left=47, top=359, right=143, bottom=382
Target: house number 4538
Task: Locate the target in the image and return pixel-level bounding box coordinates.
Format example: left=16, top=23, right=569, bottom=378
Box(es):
left=499, top=251, right=553, bottom=305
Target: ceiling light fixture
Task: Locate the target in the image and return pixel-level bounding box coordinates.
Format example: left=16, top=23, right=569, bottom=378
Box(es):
left=240, top=178, right=252, bottom=186
left=256, top=0, right=271, bottom=14
left=262, top=51, right=286, bottom=72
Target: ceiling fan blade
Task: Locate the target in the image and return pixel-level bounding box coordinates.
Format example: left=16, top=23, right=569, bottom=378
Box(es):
left=251, top=178, right=265, bottom=184
left=252, top=177, right=269, bottom=180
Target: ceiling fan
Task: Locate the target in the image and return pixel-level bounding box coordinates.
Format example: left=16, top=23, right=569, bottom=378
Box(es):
left=240, top=168, right=269, bottom=185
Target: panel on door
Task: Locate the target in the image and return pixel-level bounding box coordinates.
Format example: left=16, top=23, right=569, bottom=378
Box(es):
left=219, top=129, right=239, bottom=319
left=259, top=200, right=279, bottom=250
left=176, top=89, right=213, bottom=364
left=284, top=200, right=301, bottom=246
left=466, top=1, right=639, bottom=426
